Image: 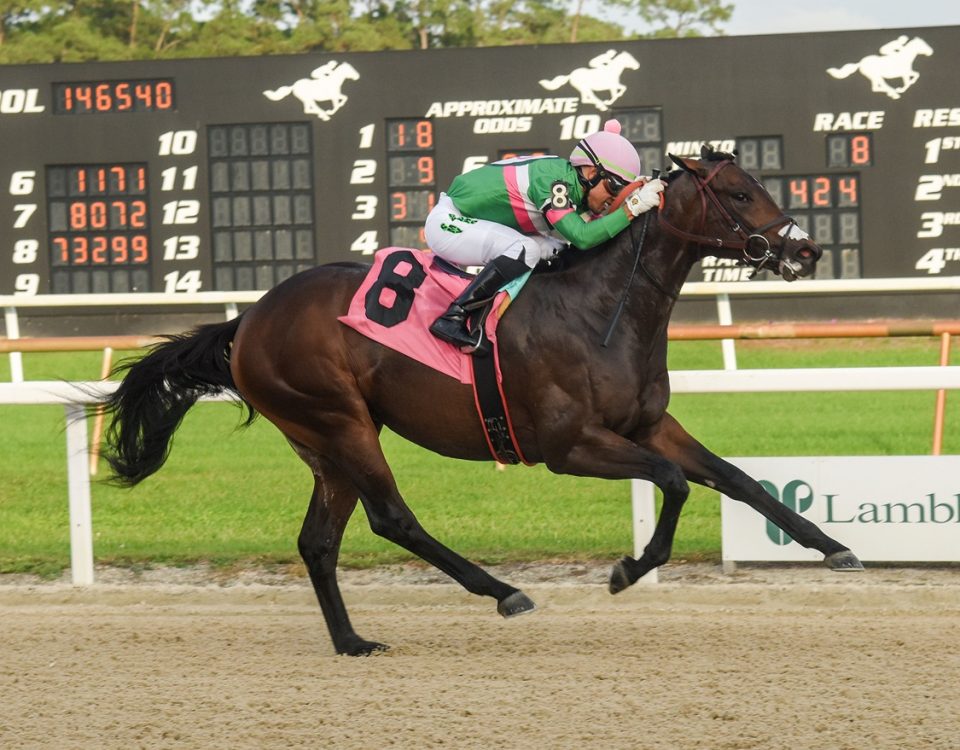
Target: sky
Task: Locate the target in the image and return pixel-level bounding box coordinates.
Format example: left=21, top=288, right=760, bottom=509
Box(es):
left=723, top=0, right=960, bottom=36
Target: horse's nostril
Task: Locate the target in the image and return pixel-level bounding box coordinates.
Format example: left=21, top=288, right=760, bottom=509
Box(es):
left=798, top=247, right=814, bottom=260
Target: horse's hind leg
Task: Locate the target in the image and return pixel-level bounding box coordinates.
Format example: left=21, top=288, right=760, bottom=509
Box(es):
left=288, top=412, right=534, bottom=624
left=334, top=421, right=535, bottom=618
left=292, top=447, right=386, bottom=656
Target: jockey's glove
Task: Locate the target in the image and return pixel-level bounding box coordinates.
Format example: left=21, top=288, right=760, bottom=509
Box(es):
left=624, top=179, right=665, bottom=217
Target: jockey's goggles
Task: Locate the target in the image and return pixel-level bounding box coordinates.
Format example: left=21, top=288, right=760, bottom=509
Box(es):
left=603, top=175, right=628, bottom=196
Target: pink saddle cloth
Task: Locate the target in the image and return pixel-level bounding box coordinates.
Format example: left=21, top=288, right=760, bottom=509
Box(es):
left=338, top=248, right=512, bottom=384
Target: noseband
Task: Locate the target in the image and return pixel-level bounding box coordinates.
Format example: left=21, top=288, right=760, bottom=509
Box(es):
left=658, top=159, right=798, bottom=273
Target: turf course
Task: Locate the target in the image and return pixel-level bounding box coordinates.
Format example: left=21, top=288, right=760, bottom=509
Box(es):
left=0, top=338, right=956, bottom=576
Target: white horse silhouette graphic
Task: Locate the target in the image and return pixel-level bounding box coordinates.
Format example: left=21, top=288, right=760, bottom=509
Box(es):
left=539, top=50, right=639, bottom=111
left=827, top=36, right=933, bottom=100
left=263, top=62, right=360, bottom=120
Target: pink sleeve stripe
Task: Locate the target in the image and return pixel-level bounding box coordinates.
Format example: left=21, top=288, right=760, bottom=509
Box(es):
left=502, top=164, right=537, bottom=234
left=544, top=206, right=575, bottom=226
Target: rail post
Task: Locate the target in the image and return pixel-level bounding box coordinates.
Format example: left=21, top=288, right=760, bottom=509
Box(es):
left=933, top=332, right=952, bottom=455
left=715, top=292, right=737, bottom=370
left=64, top=404, right=95, bottom=585
left=630, top=480, right=658, bottom=584
left=89, top=347, right=114, bottom=476
left=3, top=306, right=23, bottom=382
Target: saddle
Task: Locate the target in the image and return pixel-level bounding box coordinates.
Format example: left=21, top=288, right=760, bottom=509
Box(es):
left=338, top=248, right=533, bottom=465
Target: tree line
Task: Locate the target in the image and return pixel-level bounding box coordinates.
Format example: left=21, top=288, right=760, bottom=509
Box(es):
left=0, top=0, right=732, bottom=64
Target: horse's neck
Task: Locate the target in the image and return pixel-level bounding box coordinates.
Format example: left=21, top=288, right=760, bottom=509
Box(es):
left=521, top=212, right=698, bottom=340
left=640, top=214, right=697, bottom=298
left=624, top=220, right=696, bottom=335
left=572, top=219, right=696, bottom=345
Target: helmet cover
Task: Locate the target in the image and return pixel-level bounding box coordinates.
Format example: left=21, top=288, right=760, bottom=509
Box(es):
left=569, top=119, right=642, bottom=184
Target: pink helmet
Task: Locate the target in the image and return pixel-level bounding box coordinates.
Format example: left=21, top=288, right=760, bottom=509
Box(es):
left=569, top=120, right=642, bottom=185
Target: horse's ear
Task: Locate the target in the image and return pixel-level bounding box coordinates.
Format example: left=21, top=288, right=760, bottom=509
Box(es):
left=668, top=153, right=701, bottom=175
left=700, top=144, right=716, bottom=160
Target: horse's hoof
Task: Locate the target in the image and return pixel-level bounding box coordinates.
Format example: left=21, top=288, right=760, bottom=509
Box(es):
left=608, top=557, right=635, bottom=595
left=825, top=550, right=864, bottom=571
left=498, top=590, right=536, bottom=618
left=338, top=639, right=390, bottom=656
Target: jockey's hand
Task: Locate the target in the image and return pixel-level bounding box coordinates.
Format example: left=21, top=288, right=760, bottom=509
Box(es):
left=624, top=179, right=665, bottom=217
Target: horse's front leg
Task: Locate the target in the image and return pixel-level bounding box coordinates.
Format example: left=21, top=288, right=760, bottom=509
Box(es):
left=325, top=97, right=344, bottom=117
left=871, top=79, right=900, bottom=99
left=897, top=72, right=919, bottom=92
left=579, top=91, right=608, bottom=111
left=646, top=413, right=863, bottom=572
left=543, top=425, right=693, bottom=593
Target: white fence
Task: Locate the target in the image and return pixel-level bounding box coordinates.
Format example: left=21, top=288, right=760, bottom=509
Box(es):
left=3, top=365, right=960, bottom=586
left=2, top=291, right=257, bottom=382
left=5, top=275, right=960, bottom=378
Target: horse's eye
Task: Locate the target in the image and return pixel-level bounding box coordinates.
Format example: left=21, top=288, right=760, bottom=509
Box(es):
left=733, top=192, right=750, bottom=202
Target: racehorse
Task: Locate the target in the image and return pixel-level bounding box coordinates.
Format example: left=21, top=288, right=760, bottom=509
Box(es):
left=827, top=36, right=933, bottom=100
left=539, top=50, right=639, bottom=111
left=101, top=146, right=863, bottom=656
left=263, top=62, right=359, bottom=120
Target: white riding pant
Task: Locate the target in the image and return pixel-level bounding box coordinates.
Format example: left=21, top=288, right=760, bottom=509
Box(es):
left=425, top=194, right=566, bottom=270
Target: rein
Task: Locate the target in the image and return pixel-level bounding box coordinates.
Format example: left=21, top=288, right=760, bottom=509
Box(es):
left=601, top=174, right=675, bottom=348
left=601, top=209, right=652, bottom=348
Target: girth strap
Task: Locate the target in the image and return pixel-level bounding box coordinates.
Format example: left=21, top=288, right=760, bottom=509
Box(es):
left=469, top=346, right=532, bottom=466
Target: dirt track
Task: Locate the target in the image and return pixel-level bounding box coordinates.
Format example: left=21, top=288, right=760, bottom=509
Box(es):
left=2, top=562, right=959, bottom=750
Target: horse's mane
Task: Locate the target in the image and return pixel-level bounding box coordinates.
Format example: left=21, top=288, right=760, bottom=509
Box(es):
left=702, top=145, right=737, bottom=162
left=664, top=169, right=684, bottom=184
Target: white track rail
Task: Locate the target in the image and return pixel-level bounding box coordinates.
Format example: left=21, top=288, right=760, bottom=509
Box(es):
left=4, top=275, right=960, bottom=378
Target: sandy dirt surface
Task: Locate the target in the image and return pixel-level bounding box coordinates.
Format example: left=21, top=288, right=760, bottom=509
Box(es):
left=2, top=562, right=960, bottom=750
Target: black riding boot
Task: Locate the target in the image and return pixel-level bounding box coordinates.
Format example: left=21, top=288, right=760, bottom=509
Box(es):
left=429, top=255, right=529, bottom=351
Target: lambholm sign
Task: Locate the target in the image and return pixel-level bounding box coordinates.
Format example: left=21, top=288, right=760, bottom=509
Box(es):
left=721, top=456, right=960, bottom=563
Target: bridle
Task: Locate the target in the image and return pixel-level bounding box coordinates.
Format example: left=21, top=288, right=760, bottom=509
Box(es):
left=657, top=158, right=802, bottom=274
left=600, top=158, right=814, bottom=346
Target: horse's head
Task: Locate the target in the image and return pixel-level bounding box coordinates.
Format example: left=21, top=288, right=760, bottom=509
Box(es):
left=662, top=146, right=822, bottom=281
left=616, top=52, right=640, bottom=71
left=911, top=38, right=934, bottom=58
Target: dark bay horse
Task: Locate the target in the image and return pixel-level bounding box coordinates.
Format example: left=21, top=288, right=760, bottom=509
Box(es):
left=102, top=146, right=862, bottom=655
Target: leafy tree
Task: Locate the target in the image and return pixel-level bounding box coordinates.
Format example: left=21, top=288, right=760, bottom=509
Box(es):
left=141, top=0, right=199, bottom=55
left=627, top=0, right=733, bottom=38
left=176, top=4, right=282, bottom=57
left=0, top=0, right=732, bottom=62
left=0, top=0, right=53, bottom=47
left=0, top=11, right=132, bottom=62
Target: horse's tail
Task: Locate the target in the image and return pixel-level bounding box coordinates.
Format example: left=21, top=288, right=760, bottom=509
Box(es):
left=100, top=317, right=254, bottom=487
left=826, top=63, right=859, bottom=79
left=538, top=75, right=570, bottom=90
left=262, top=86, right=293, bottom=101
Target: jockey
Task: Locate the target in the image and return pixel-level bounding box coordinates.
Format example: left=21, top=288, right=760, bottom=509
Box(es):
left=426, top=119, right=666, bottom=351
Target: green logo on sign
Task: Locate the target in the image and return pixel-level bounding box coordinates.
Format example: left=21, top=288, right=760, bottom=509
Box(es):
left=759, top=479, right=814, bottom=545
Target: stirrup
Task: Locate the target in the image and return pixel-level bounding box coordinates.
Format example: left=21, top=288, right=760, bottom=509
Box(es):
left=429, top=315, right=483, bottom=352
